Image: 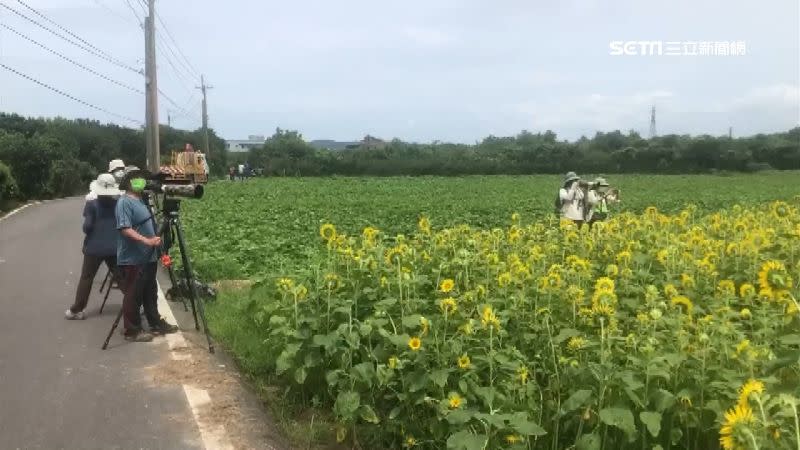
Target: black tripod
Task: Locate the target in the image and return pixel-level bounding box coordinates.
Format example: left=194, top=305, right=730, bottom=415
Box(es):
left=102, top=194, right=214, bottom=353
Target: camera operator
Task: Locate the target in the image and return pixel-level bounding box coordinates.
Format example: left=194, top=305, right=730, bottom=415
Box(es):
left=85, top=159, right=126, bottom=202
left=557, top=171, right=585, bottom=226
left=586, top=177, right=619, bottom=227
left=116, top=166, right=179, bottom=342
left=65, top=174, right=122, bottom=320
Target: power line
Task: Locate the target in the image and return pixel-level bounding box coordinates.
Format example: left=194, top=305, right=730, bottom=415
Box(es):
left=150, top=6, right=199, bottom=79
left=0, top=3, right=142, bottom=75
left=122, top=0, right=144, bottom=27
left=1, top=22, right=143, bottom=95
left=0, top=62, right=142, bottom=125
left=156, top=31, right=196, bottom=86
left=91, top=0, right=139, bottom=28
left=158, top=87, right=197, bottom=120
left=16, top=0, right=116, bottom=61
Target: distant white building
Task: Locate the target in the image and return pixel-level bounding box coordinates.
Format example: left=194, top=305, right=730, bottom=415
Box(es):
left=225, top=135, right=265, bottom=153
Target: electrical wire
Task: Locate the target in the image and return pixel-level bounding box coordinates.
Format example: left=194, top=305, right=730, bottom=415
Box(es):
left=0, top=3, right=142, bottom=75
left=1, top=22, right=143, bottom=94
left=122, top=0, right=144, bottom=27
left=155, top=13, right=199, bottom=80
left=0, top=62, right=142, bottom=125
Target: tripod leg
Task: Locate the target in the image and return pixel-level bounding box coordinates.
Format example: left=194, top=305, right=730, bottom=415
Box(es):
left=99, top=269, right=110, bottom=293
left=167, top=262, right=189, bottom=312
left=99, top=281, right=112, bottom=314
left=102, top=306, right=124, bottom=350
left=173, top=217, right=215, bottom=353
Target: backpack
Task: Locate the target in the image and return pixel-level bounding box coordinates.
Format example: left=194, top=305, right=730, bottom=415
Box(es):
left=554, top=193, right=562, bottom=216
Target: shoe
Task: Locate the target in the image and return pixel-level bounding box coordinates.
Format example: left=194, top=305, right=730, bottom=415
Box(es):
left=64, top=309, right=85, bottom=320
left=150, top=318, right=179, bottom=335
left=124, top=330, right=155, bottom=342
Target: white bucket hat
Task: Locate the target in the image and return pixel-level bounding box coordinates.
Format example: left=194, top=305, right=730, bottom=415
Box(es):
left=89, top=173, right=122, bottom=197
left=108, top=159, right=126, bottom=173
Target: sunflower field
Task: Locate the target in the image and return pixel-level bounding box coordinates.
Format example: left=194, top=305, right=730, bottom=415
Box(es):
left=210, top=199, right=799, bottom=450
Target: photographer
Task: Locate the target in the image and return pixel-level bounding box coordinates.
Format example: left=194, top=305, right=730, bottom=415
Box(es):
left=65, top=174, right=122, bottom=320
left=586, top=177, right=619, bottom=227
left=116, top=166, right=178, bottom=342
left=557, top=171, right=585, bottom=226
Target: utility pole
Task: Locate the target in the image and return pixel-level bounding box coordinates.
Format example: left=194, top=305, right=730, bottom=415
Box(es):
left=648, top=105, right=657, bottom=139
left=197, top=75, right=213, bottom=157
left=144, top=0, right=160, bottom=173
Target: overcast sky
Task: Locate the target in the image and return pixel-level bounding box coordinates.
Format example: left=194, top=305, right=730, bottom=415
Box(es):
left=0, top=0, right=798, bottom=143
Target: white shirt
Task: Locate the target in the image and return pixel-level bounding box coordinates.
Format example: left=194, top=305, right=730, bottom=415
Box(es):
left=85, top=191, right=97, bottom=202
left=559, top=183, right=585, bottom=221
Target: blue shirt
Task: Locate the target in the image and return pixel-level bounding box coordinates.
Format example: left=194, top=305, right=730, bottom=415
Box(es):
left=82, top=197, right=118, bottom=257
left=115, top=194, right=157, bottom=265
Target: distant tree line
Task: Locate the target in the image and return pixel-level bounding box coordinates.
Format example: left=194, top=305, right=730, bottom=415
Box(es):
left=0, top=113, right=227, bottom=210
left=248, top=127, right=800, bottom=177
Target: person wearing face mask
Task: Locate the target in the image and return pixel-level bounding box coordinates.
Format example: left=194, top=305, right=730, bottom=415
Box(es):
left=116, top=166, right=178, bottom=342
left=586, top=177, right=620, bottom=227
left=65, top=173, right=122, bottom=320
left=556, top=171, right=585, bottom=226
left=86, top=159, right=126, bottom=202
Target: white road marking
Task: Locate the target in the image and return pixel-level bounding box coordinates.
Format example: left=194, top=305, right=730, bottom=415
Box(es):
left=183, top=385, right=235, bottom=450
left=0, top=201, right=41, bottom=222
left=157, top=281, right=233, bottom=449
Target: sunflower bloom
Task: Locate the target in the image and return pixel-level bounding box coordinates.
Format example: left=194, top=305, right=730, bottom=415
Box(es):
left=594, top=277, right=615, bottom=293
left=737, top=379, right=764, bottom=407
left=671, top=295, right=694, bottom=315
left=418, top=216, right=431, bottom=234
left=408, top=337, right=422, bottom=351
left=447, top=392, right=464, bottom=409
left=457, top=355, right=471, bottom=370
left=758, top=260, right=792, bottom=298
left=319, top=223, right=337, bottom=242
left=505, top=434, right=523, bottom=445
left=719, top=403, right=754, bottom=450
left=439, top=297, right=457, bottom=315
left=439, top=278, right=455, bottom=293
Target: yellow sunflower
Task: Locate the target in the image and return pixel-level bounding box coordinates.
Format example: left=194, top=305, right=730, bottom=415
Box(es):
left=319, top=223, right=337, bottom=242
left=447, top=392, right=464, bottom=409
left=739, top=283, right=755, bottom=298
left=594, top=277, right=615, bottom=293
left=457, top=354, right=471, bottom=370
left=439, top=278, right=455, bottom=293
left=671, top=295, right=694, bottom=315
left=758, top=260, right=792, bottom=298
left=418, top=216, right=431, bottom=234
left=439, top=297, right=457, bottom=315
left=719, top=403, right=754, bottom=450
left=408, top=336, right=422, bottom=351
left=737, top=379, right=764, bottom=407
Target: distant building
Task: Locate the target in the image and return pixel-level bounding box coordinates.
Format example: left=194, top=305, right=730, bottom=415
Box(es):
left=308, top=140, right=360, bottom=151
left=360, top=135, right=386, bottom=150
left=225, top=135, right=265, bottom=153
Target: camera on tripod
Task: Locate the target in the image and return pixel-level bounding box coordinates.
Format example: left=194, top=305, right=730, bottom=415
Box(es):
left=144, top=175, right=204, bottom=200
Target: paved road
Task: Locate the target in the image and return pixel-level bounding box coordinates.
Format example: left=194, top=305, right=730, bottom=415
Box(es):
left=0, top=198, right=204, bottom=450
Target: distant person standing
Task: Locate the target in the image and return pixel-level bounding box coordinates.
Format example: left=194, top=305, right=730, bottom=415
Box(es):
left=66, top=174, right=122, bottom=320
left=586, top=177, right=619, bottom=227
left=238, top=164, right=245, bottom=181
left=558, top=171, right=585, bottom=226
left=229, top=166, right=235, bottom=181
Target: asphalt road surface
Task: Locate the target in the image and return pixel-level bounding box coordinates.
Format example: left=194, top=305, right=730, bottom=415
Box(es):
left=0, top=198, right=204, bottom=450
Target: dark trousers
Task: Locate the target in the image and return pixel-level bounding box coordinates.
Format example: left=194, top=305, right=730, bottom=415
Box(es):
left=120, top=263, right=161, bottom=334
left=70, top=254, right=117, bottom=313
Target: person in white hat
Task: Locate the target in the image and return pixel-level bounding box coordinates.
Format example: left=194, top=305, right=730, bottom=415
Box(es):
left=557, top=171, right=585, bottom=225
left=85, top=159, right=126, bottom=202
left=66, top=173, right=122, bottom=319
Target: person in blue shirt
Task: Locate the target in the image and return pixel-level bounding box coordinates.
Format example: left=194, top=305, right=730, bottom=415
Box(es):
left=116, top=167, right=178, bottom=342
left=65, top=173, right=122, bottom=320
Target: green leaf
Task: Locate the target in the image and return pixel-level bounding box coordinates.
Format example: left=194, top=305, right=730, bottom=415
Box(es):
left=275, top=343, right=300, bottom=375
left=445, top=409, right=473, bottom=425
left=430, top=369, right=449, bottom=388
left=446, top=430, right=487, bottom=450
left=778, top=334, right=800, bottom=345
left=333, top=391, right=360, bottom=421
left=553, top=328, right=580, bottom=344
left=576, top=433, right=601, bottom=450
left=388, top=407, right=402, bottom=420
left=651, top=389, right=676, bottom=412
left=599, top=407, right=636, bottom=439
left=359, top=405, right=380, bottom=424
left=474, top=412, right=507, bottom=429
left=509, top=412, right=547, bottom=436
left=640, top=411, right=662, bottom=437
left=562, top=389, right=593, bottom=415
left=294, top=367, right=307, bottom=384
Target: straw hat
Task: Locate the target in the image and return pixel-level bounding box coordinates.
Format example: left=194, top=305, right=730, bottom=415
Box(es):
left=108, top=159, right=126, bottom=173
left=564, top=171, right=580, bottom=183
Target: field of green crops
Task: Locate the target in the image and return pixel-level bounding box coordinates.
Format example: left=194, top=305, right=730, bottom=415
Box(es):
left=182, top=173, right=799, bottom=281
left=180, top=173, right=800, bottom=450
